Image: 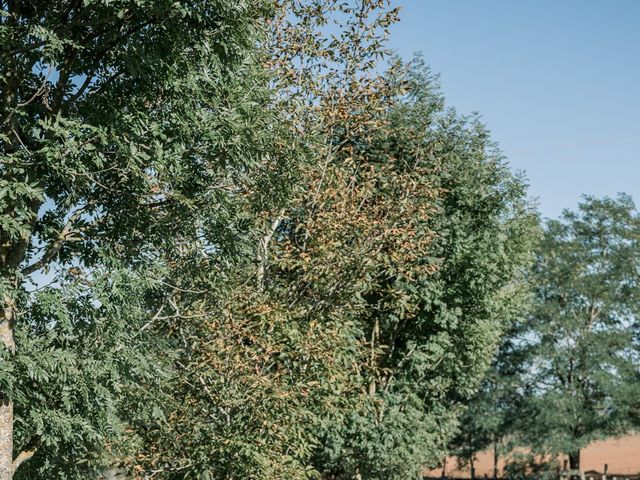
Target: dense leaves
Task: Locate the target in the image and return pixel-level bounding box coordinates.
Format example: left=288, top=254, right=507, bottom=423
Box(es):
left=455, top=195, right=640, bottom=477
left=1, top=1, right=276, bottom=478
left=12, top=268, right=165, bottom=479
left=308, top=61, right=537, bottom=479
left=517, top=195, right=640, bottom=469
left=1, top=1, right=543, bottom=479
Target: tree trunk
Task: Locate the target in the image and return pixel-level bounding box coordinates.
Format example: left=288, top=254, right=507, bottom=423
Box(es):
left=468, top=432, right=476, bottom=480
left=493, top=440, right=499, bottom=480
left=0, top=297, right=16, bottom=480
left=0, top=399, right=12, bottom=480
left=568, top=450, right=580, bottom=474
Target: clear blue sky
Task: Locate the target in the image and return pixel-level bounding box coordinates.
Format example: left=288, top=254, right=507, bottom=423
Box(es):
left=388, top=0, right=640, bottom=219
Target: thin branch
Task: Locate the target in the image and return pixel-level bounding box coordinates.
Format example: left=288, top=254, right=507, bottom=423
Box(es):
left=66, top=69, right=97, bottom=106
left=10, top=127, right=31, bottom=154
left=17, top=67, right=53, bottom=108
left=5, top=41, right=47, bottom=57
left=257, top=209, right=286, bottom=291
left=1, top=68, right=53, bottom=127
left=114, top=304, right=166, bottom=352
left=21, top=208, right=85, bottom=275
left=52, top=49, right=76, bottom=113
left=86, top=69, right=124, bottom=98
left=158, top=281, right=207, bottom=295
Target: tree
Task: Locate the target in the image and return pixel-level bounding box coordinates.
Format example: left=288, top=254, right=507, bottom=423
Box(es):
left=449, top=308, right=537, bottom=480
left=264, top=2, right=538, bottom=477
left=450, top=380, right=503, bottom=480
left=307, top=60, right=537, bottom=479
left=515, top=195, right=640, bottom=472
left=131, top=1, right=538, bottom=477
left=0, top=1, right=271, bottom=478
left=131, top=2, right=428, bottom=477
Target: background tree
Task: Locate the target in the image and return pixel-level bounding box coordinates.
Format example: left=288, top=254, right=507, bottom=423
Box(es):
left=514, top=195, right=640, bottom=472
left=449, top=380, right=503, bottom=480
left=449, top=307, right=537, bottom=480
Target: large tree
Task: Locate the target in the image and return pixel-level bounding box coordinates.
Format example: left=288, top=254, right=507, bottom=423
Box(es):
left=515, top=195, right=640, bottom=472
left=131, top=2, right=425, bottom=478
left=308, top=59, right=537, bottom=479
left=131, top=1, right=539, bottom=478
left=0, top=1, right=271, bottom=478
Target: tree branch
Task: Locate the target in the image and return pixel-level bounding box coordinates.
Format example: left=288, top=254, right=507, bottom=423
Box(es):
left=66, top=69, right=97, bottom=106
left=257, top=209, right=286, bottom=291
left=17, top=67, right=53, bottom=109
left=12, top=449, right=35, bottom=472
left=21, top=208, right=85, bottom=275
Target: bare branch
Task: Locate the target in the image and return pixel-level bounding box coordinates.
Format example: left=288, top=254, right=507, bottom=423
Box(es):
left=158, top=281, right=207, bottom=295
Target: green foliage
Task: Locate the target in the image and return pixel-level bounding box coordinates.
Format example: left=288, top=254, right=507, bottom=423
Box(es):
left=448, top=282, right=538, bottom=475
left=506, top=195, right=640, bottom=467
left=502, top=452, right=557, bottom=480
left=1, top=1, right=277, bottom=477
left=1, top=1, right=541, bottom=479
left=12, top=268, right=165, bottom=480
left=1, top=0, right=271, bottom=244
left=308, top=58, right=538, bottom=480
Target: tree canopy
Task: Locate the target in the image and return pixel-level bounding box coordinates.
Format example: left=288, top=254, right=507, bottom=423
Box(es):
left=455, top=195, right=640, bottom=478
left=517, top=195, right=640, bottom=471
left=0, top=1, right=543, bottom=479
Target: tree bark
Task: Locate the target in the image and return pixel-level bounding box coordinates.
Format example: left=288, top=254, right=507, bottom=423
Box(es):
left=468, top=432, right=476, bottom=480
left=256, top=210, right=284, bottom=291
left=0, top=231, right=36, bottom=479
left=0, top=397, right=13, bottom=480
left=493, top=440, right=499, bottom=480
left=0, top=296, right=16, bottom=480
